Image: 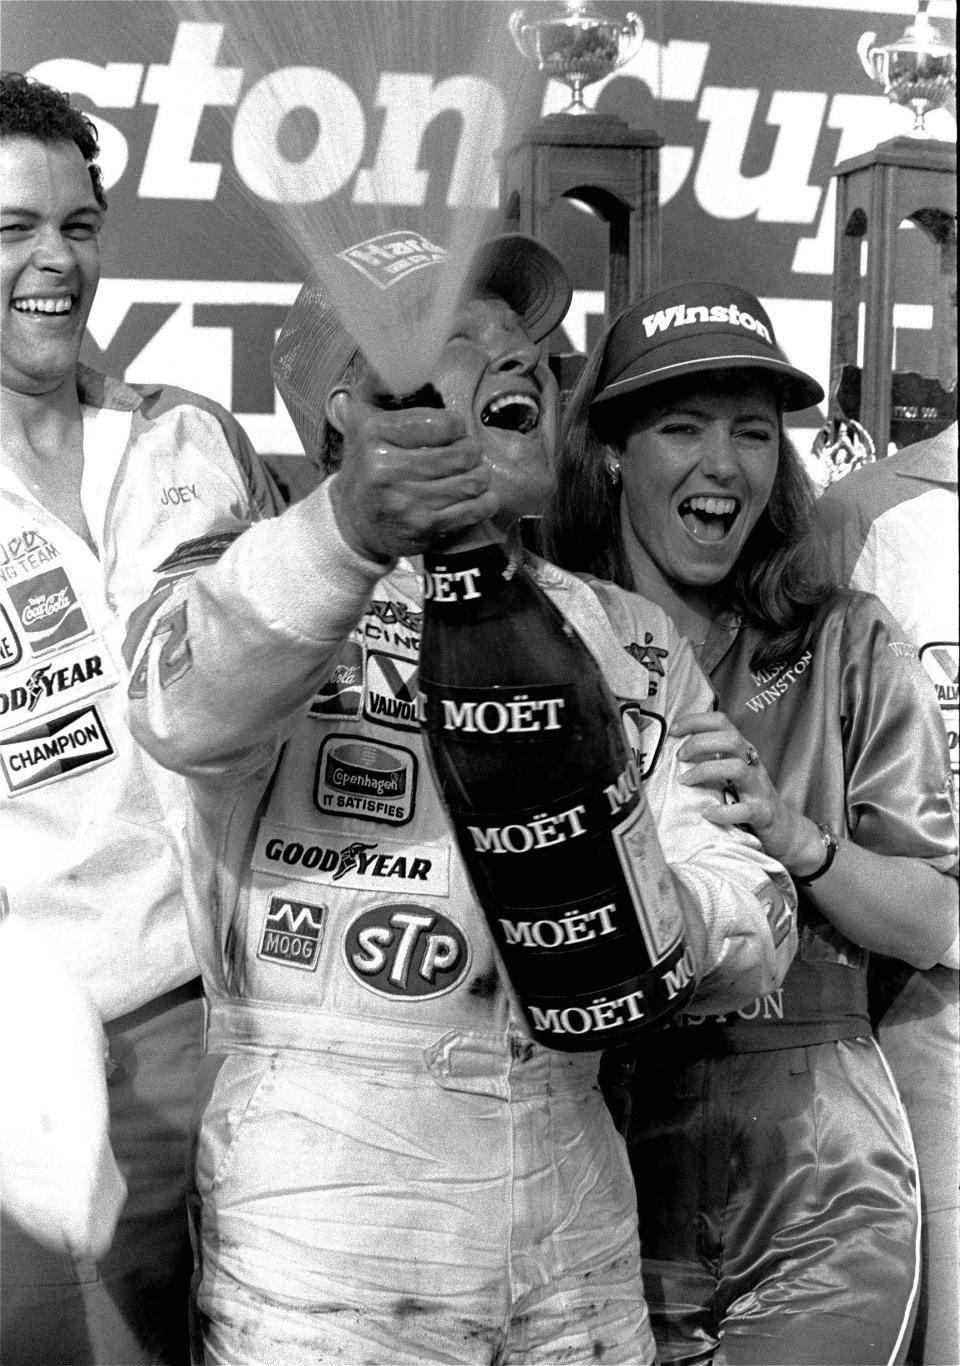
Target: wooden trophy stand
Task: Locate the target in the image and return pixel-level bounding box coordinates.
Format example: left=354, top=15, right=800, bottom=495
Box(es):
left=501, top=113, right=663, bottom=398
left=830, top=136, right=957, bottom=456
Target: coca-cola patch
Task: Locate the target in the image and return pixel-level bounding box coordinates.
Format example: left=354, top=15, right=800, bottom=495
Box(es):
left=309, top=639, right=363, bottom=719
left=6, top=567, right=89, bottom=656
left=257, top=897, right=325, bottom=971
left=343, top=904, right=469, bottom=999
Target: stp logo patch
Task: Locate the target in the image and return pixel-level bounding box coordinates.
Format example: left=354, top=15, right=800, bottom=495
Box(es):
left=343, top=904, right=469, bottom=999
left=257, top=897, right=325, bottom=971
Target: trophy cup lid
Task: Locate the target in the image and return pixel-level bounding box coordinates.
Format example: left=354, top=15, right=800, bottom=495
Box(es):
left=882, top=0, right=955, bottom=57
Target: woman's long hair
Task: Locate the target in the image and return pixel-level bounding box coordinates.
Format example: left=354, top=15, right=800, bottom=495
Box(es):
left=540, top=351, right=836, bottom=671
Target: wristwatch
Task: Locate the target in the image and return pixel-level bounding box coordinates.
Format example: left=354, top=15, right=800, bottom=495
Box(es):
left=793, top=822, right=840, bottom=886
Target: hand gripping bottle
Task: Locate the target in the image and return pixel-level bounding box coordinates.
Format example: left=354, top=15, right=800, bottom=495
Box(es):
left=418, top=539, right=698, bottom=1051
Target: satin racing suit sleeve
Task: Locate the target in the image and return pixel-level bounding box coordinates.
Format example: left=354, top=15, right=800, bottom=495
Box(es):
left=564, top=573, right=798, bottom=1016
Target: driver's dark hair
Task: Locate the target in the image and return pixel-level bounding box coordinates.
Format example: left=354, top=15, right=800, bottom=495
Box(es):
left=0, top=71, right=107, bottom=210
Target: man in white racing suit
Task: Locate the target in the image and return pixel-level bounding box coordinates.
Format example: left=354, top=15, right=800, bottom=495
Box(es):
left=125, top=233, right=798, bottom=1365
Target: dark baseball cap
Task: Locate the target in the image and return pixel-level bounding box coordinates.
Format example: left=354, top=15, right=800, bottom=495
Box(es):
left=590, top=282, right=824, bottom=413
left=272, top=231, right=571, bottom=456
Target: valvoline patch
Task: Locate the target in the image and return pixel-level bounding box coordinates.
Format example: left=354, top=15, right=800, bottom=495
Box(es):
left=343, top=903, right=469, bottom=999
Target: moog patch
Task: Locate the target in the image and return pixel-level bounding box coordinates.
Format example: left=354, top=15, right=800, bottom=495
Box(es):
left=253, top=820, right=449, bottom=896
left=315, top=734, right=417, bottom=825
left=0, top=703, right=114, bottom=794
left=6, top=567, right=89, bottom=656
left=343, top=903, right=470, bottom=998
left=257, top=897, right=325, bottom=971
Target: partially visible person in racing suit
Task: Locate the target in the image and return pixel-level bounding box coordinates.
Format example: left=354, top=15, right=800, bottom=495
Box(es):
left=0, top=70, right=278, bottom=1365
left=817, top=423, right=960, bottom=1366
left=541, top=282, right=959, bottom=1366
left=125, top=236, right=797, bottom=1366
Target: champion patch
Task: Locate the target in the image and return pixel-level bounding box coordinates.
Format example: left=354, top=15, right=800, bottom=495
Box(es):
left=343, top=903, right=470, bottom=998
left=338, top=230, right=446, bottom=291
left=0, top=703, right=114, bottom=795
left=364, top=651, right=420, bottom=731
left=314, top=734, right=418, bottom=826
left=257, top=897, right=325, bottom=971
left=620, top=703, right=666, bottom=778
left=253, top=820, right=448, bottom=896
left=0, top=603, right=23, bottom=672
left=6, top=566, right=89, bottom=656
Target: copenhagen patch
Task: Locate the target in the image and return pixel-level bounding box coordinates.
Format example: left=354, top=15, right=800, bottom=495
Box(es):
left=338, top=230, right=446, bottom=290
left=315, top=734, right=418, bottom=825
left=6, top=566, right=90, bottom=656
left=257, top=896, right=325, bottom=971
left=0, top=703, right=114, bottom=795
left=343, top=903, right=470, bottom=999
left=253, top=820, right=449, bottom=896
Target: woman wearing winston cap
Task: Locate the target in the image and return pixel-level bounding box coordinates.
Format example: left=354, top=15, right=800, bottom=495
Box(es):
left=542, top=282, right=959, bottom=1365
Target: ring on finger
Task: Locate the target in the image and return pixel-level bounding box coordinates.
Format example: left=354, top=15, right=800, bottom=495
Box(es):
left=745, top=744, right=760, bottom=768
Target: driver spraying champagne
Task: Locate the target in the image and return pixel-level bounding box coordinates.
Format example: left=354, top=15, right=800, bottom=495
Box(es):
left=126, top=230, right=796, bottom=1364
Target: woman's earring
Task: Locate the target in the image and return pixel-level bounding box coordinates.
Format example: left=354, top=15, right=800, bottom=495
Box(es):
left=605, top=459, right=621, bottom=487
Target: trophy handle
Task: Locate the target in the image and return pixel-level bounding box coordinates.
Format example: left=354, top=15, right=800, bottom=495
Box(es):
left=857, top=31, right=878, bottom=80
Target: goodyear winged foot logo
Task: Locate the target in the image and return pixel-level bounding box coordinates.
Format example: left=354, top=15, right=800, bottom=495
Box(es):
left=253, top=820, right=449, bottom=896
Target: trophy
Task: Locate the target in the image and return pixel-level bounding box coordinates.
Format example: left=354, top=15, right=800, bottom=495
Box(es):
left=509, top=1, right=644, bottom=116
left=857, top=0, right=957, bottom=137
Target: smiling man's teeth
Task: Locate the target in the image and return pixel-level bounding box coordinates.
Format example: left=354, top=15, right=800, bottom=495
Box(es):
left=13, top=297, right=72, bottom=314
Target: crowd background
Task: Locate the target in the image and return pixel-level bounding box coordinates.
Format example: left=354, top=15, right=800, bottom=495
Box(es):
left=2, top=0, right=956, bottom=483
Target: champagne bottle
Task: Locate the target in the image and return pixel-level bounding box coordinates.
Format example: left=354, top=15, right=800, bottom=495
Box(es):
left=418, top=540, right=697, bottom=1052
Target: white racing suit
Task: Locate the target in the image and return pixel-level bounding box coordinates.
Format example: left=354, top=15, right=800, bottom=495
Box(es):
left=126, top=473, right=797, bottom=1365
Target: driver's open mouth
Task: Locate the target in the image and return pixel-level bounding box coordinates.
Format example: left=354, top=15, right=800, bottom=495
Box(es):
left=481, top=392, right=541, bottom=434
left=678, top=495, right=740, bottom=543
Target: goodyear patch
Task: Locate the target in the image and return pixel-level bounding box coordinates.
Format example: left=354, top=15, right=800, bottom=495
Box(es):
left=338, top=230, right=446, bottom=291
left=253, top=820, right=449, bottom=896
left=6, top=566, right=89, bottom=656
left=257, top=897, right=325, bottom=971
left=620, top=703, right=666, bottom=779
left=314, top=734, right=417, bottom=826
left=343, top=903, right=469, bottom=999
left=0, top=644, right=117, bottom=735
left=0, top=703, right=114, bottom=795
